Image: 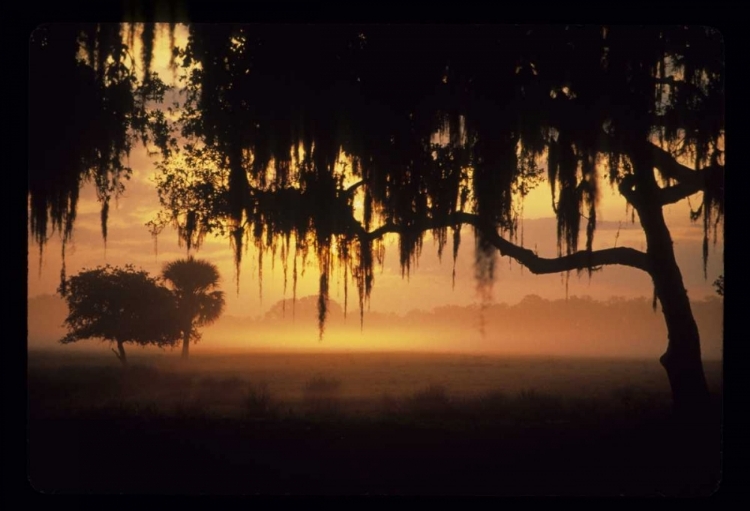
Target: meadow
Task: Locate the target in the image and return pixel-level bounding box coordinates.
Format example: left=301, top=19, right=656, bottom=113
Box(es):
left=27, top=349, right=722, bottom=496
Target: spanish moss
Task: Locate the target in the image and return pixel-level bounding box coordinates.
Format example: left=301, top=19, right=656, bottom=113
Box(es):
left=29, top=22, right=173, bottom=262
left=31, top=24, right=723, bottom=340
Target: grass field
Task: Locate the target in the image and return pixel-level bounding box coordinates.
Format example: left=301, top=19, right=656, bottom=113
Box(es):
left=27, top=349, right=723, bottom=496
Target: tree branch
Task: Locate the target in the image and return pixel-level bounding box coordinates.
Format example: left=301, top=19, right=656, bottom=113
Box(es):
left=646, top=143, right=723, bottom=205
left=601, top=133, right=722, bottom=207
left=659, top=180, right=704, bottom=206
left=647, top=142, right=713, bottom=185
left=342, top=180, right=364, bottom=197
left=597, top=129, right=721, bottom=190
left=477, top=225, right=651, bottom=275
left=360, top=211, right=651, bottom=274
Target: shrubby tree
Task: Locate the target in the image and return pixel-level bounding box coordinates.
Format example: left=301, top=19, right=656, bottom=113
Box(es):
left=161, top=257, right=226, bottom=359
left=58, top=265, right=182, bottom=365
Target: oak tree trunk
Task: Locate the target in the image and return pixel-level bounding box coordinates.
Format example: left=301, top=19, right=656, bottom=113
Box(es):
left=632, top=154, right=711, bottom=419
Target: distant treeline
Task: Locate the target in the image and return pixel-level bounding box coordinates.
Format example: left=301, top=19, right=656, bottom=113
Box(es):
left=28, top=293, right=722, bottom=358
left=212, top=294, right=723, bottom=358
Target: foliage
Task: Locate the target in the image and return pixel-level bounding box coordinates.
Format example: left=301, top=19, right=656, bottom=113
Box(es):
left=58, top=264, right=181, bottom=352
left=29, top=24, right=724, bottom=337
left=147, top=25, right=724, bottom=337
left=303, top=375, right=343, bottom=417
left=31, top=24, right=724, bottom=410
left=304, top=375, right=342, bottom=395
left=161, top=257, right=226, bottom=349
left=408, top=384, right=452, bottom=415
left=713, top=274, right=724, bottom=296
left=29, top=23, right=177, bottom=273
left=242, top=382, right=275, bottom=418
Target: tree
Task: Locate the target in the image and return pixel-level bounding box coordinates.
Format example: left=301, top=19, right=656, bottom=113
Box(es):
left=148, top=25, right=723, bottom=418
left=713, top=274, right=724, bottom=297
left=31, top=24, right=724, bottom=418
left=58, top=265, right=182, bottom=365
left=161, top=257, right=226, bottom=359
left=29, top=22, right=176, bottom=287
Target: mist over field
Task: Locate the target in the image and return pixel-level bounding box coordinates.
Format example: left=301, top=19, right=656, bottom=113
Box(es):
left=26, top=292, right=723, bottom=495
left=28, top=292, right=723, bottom=359
left=27, top=286, right=724, bottom=497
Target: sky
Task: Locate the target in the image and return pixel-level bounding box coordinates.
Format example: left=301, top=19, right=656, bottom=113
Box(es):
left=27, top=24, right=724, bottom=333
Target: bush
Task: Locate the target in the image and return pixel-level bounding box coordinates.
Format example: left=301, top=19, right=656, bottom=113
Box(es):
left=610, top=386, right=664, bottom=417
left=379, top=392, right=402, bottom=416
left=407, top=384, right=452, bottom=415
left=471, top=390, right=510, bottom=419
left=304, top=375, right=342, bottom=394
left=196, top=375, right=246, bottom=404
left=303, top=375, right=343, bottom=417
left=242, top=382, right=275, bottom=418
left=513, top=388, right=565, bottom=420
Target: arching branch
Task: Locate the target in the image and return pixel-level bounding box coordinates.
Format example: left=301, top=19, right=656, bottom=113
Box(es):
left=475, top=223, right=651, bottom=275
left=360, top=212, right=651, bottom=274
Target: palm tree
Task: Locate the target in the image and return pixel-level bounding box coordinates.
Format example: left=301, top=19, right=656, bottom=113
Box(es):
left=162, top=257, right=226, bottom=359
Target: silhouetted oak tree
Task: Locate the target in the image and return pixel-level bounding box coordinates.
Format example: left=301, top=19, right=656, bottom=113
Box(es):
left=59, top=265, right=182, bottom=365
left=148, top=25, right=723, bottom=417
left=30, top=24, right=724, bottom=417
left=161, top=257, right=226, bottom=359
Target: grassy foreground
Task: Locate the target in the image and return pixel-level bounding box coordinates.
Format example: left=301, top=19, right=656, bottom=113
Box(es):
left=27, top=350, right=722, bottom=496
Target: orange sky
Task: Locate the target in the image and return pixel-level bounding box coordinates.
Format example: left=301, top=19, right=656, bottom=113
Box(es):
left=27, top=24, right=724, bottom=324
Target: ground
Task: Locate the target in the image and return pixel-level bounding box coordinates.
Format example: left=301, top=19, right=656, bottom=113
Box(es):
left=27, top=350, right=722, bottom=496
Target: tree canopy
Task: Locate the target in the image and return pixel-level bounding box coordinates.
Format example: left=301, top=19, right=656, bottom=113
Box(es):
left=161, top=257, right=226, bottom=358
left=59, top=264, right=182, bottom=364
left=29, top=22, right=176, bottom=271
left=144, top=25, right=724, bottom=335
left=30, top=23, right=724, bottom=413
